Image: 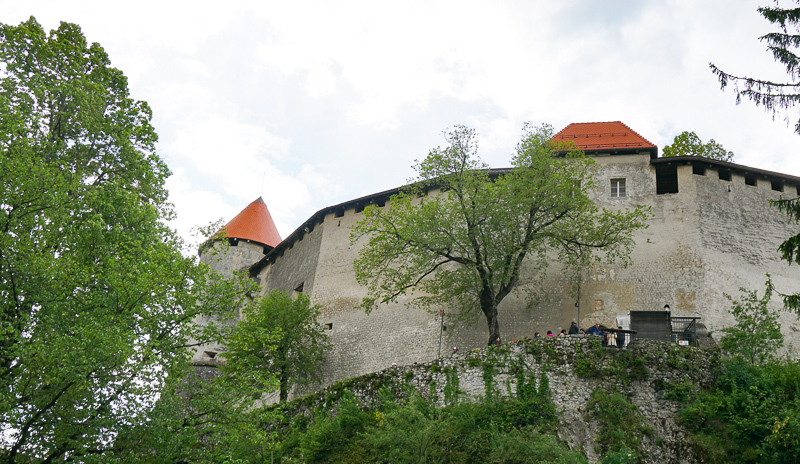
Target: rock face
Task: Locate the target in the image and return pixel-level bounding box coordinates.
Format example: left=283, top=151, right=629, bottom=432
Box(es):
left=293, top=336, right=717, bottom=464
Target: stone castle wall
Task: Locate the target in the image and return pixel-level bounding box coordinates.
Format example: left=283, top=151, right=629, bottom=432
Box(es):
left=247, top=153, right=800, bottom=389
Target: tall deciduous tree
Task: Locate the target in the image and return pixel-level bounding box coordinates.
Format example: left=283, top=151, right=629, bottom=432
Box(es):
left=222, top=290, right=331, bottom=403
left=0, top=18, right=241, bottom=462
left=351, top=124, right=649, bottom=345
left=662, top=131, right=735, bottom=162
left=710, top=2, right=800, bottom=134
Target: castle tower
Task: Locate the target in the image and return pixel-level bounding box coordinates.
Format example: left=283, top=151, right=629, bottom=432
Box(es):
left=199, top=196, right=282, bottom=276
left=193, top=197, right=282, bottom=364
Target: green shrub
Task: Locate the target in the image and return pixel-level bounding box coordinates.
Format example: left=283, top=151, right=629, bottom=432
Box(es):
left=680, top=357, right=800, bottom=463
left=589, top=389, right=653, bottom=462
left=663, top=379, right=695, bottom=402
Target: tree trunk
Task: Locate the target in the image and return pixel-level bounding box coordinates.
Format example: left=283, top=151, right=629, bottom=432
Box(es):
left=484, top=305, right=500, bottom=346
left=279, top=373, right=289, bottom=403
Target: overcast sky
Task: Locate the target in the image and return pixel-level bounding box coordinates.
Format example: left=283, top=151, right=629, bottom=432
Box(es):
left=4, top=0, right=800, bottom=244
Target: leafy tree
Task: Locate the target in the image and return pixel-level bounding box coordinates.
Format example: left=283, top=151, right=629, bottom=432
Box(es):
left=720, top=286, right=783, bottom=365
left=710, top=2, right=800, bottom=134
left=662, top=131, right=734, bottom=162
left=0, top=17, right=242, bottom=462
left=221, top=290, right=331, bottom=403
left=351, top=124, right=649, bottom=345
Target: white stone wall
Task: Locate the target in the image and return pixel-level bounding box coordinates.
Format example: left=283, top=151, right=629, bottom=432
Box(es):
left=250, top=153, right=800, bottom=388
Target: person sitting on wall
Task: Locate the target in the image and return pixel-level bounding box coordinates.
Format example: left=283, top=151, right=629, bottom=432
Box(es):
left=453, top=347, right=458, bottom=354
left=588, top=323, right=603, bottom=336
left=546, top=330, right=554, bottom=338
left=489, top=336, right=501, bottom=346
left=568, top=321, right=579, bottom=335
left=558, top=329, right=567, bottom=336
left=579, top=328, right=586, bottom=334
left=534, top=332, right=540, bottom=338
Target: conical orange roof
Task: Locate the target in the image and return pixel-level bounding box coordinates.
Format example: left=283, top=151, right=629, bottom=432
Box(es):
left=222, top=197, right=281, bottom=248
left=553, top=121, right=656, bottom=152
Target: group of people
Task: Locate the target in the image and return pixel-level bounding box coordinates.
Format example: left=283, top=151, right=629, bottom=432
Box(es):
left=531, top=322, right=627, bottom=348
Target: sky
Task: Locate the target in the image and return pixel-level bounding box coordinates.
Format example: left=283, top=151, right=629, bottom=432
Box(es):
left=4, top=0, right=800, bottom=244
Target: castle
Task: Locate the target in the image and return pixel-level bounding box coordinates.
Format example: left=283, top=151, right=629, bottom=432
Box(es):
left=194, top=121, right=800, bottom=392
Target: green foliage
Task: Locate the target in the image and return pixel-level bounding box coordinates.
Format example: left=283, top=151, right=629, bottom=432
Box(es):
left=589, top=389, right=653, bottom=462
left=573, top=340, right=605, bottom=378
left=610, top=350, right=650, bottom=382
left=0, top=17, right=245, bottom=462
left=573, top=341, right=650, bottom=383
left=222, top=290, right=331, bottom=403
left=662, top=131, right=734, bottom=161
left=680, top=357, right=800, bottom=463
left=720, top=286, right=783, bottom=364
left=269, top=381, right=580, bottom=464
left=711, top=3, right=800, bottom=134
left=663, top=379, right=696, bottom=402
left=298, top=391, right=372, bottom=462
left=444, top=368, right=461, bottom=405
left=483, top=362, right=497, bottom=400
left=352, top=123, right=649, bottom=344
left=113, top=365, right=276, bottom=464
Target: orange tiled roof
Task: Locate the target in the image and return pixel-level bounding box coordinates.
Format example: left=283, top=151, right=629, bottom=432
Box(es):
left=552, top=121, right=656, bottom=152
left=221, top=197, right=281, bottom=248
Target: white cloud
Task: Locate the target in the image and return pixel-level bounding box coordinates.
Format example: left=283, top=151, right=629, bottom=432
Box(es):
left=5, top=0, right=800, bottom=242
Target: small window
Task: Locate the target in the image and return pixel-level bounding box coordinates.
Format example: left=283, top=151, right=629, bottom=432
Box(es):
left=228, top=238, right=238, bottom=247
left=656, top=164, right=679, bottom=194
left=772, top=180, right=784, bottom=192
left=324, top=323, right=333, bottom=330
left=334, top=209, right=344, bottom=218
left=745, top=174, right=757, bottom=187
left=355, top=204, right=364, bottom=213
left=292, top=282, right=304, bottom=299
left=692, top=165, right=706, bottom=176
left=610, top=178, right=626, bottom=198
left=375, top=198, right=386, bottom=207
left=719, top=170, right=731, bottom=182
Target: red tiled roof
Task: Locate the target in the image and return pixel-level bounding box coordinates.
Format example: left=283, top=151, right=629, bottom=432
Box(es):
left=221, top=197, right=281, bottom=248
left=552, top=121, right=656, bottom=152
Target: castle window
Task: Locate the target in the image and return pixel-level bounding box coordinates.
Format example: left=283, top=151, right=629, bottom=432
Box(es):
left=324, top=323, right=333, bottom=330
left=610, top=178, right=626, bottom=198
left=334, top=208, right=344, bottom=218
left=228, top=238, right=238, bottom=247
left=719, top=170, right=731, bottom=182
left=656, top=164, right=679, bottom=194
left=772, top=180, right=784, bottom=192
left=375, top=198, right=386, bottom=208
left=745, top=174, right=757, bottom=187
left=355, top=204, right=365, bottom=213
left=292, top=282, right=304, bottom=299
left=692, top=165, right=706, bottom=176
